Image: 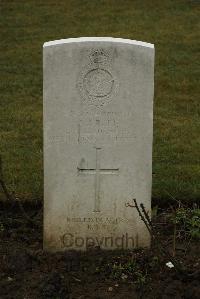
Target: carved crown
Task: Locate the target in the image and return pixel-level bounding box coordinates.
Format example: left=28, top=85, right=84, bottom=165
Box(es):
left=90, top=49, right=108, bottom=64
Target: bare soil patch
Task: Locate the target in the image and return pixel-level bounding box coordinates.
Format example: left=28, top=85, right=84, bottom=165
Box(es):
left=0, top=201, right=199, bottom=299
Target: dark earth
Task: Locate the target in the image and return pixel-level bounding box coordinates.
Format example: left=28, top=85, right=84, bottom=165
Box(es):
left=0, top=201, right=199, bottom=299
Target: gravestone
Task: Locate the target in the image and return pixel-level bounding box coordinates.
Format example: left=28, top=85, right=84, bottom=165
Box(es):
left=43, top=37, right=154, bottom=251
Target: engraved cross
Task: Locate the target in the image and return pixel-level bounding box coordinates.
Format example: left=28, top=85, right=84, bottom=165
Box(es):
left=78, top=147, right=119, bottom=212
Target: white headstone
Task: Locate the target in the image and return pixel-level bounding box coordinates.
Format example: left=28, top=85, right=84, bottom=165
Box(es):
left=43, top=37, right=154, bottom=251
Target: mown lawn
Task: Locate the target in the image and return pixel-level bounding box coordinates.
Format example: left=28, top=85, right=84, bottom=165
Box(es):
left=0, top=0, right=199, bottom=202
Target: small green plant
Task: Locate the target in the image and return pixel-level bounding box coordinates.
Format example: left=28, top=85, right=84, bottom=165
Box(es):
left=171, top=206, right=200, bottom=240
left=151, top=206, right=158, bottom=219
left=0, top=222, right=5, bottom=232
left=134, top=270, right=147, bottom=286
left=187, top=209, right=200, bottom=239
left=149, top=256, right=159, bottom=268
left=108, top=259, right=148, bottom=287
left=109, top=261, right=136, bottom=279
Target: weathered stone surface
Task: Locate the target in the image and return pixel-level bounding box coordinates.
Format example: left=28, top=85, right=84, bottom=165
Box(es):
left=43, top=37, right=154, bottom=251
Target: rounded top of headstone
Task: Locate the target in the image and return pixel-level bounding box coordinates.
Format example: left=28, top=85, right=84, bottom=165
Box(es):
left=43, top=37, right=154, bottom=49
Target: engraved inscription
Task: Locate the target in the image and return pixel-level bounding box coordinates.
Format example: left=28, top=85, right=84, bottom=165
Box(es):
left=79, top=111, right=136, bottom=145
left=46, top=111, right=135, bottom=146
left=45, top=131, right=71, bottom=145
left=66, top=217, right=125, bottom=224
left=66, top=216, right=134, bottom=224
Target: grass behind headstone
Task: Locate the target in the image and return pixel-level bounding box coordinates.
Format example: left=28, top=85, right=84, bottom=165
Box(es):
left=0, top=0, right=199, bottom=202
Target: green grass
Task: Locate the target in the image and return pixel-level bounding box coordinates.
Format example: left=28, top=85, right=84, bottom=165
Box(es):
left=0, top=0, right=199, bottom=202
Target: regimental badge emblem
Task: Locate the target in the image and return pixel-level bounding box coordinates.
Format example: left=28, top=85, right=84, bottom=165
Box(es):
left=77, top=49, right=118, bottom=108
